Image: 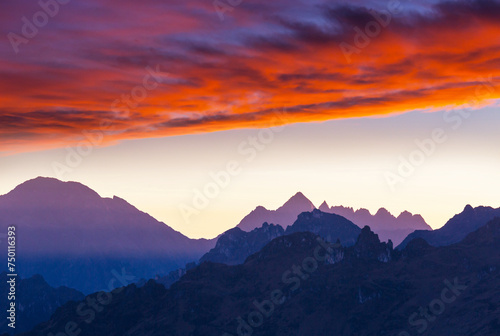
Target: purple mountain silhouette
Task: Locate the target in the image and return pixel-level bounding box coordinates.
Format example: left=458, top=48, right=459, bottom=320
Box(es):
left=236, top=192, right=316, bottom=231
left=238, top=193, right=430, bottom=245
left=398, top=204, right=500, bottom=249
left=320, top=204, right=431, bottom=245
left=0, top=177, right=215, bottom=293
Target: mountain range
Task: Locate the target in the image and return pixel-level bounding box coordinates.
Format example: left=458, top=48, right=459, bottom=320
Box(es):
left=0, top=178, right=434, bottom=293
left=1, top=177, right=499, bottom=335
left=0, top=273, right=84, bottom=335
left=237, top=192, right=430, bottom=245
left=1, top=177, right=495, bottom=295
left=20, top=219, right=500, bottom=336
left=200, top=223, right=285, bottom=265
left=236, top=192, right=316, bottom=231
left=201, top=209, right=361, bottom=265
left=319, top=201, right=431, bottom=245
left=190, top=204, right=500, bottom=277
left=0, top=177, right=216, bottom=293
left=398, top=204, right=500, bottom=249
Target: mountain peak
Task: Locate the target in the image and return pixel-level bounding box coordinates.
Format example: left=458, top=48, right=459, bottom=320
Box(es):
left=279, top=192, right=315, bottom=212
left=354, top=226, right=393, bottom=262
left=463, top=204, right=474, bottom=212
left=10, top=176, right=61, bottom=191
left=6, top=176, right=101, bottom=200
left=237, top=193, right=315, bottom=232
left=319, top=200, right=330, bottom=212
left=375, top=207, right=392, bottom=216
left=16, top=176, right=64, bottom=186
left=356, top=226, right=380, bottom=245
left=355, top=208, right=372, bottom=216
left=397, top=210, right=412, bottom=218
left=0, top=177, right=217, bottom=293
left=290, top=191, right=307, bottom=201
left=286, top=209, right=361, bottom=247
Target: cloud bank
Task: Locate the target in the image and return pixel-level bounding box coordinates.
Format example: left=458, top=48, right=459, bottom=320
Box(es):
left=1, top=0, right=499, bottom=152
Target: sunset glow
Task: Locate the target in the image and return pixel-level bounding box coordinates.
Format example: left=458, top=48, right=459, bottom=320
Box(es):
left=2, top=0, right=500, bottom=154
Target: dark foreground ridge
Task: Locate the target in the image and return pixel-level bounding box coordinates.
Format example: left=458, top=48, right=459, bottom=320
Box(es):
left=0, top=273, right=84, bottom=335
left=20, top=219, right=500, bottom=336
left=201, top=209, right=361, bottom=265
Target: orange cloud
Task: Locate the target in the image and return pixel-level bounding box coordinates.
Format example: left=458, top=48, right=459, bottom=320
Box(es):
left=1, top=0, right=500, bottom=154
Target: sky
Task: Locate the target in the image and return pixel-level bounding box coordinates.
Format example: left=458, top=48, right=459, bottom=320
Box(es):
left=1, top=0, right=500, bottom=238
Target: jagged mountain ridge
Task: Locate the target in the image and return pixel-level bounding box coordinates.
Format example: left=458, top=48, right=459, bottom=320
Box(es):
left=236, top=192, right=315, bottom=232
left=200, top=223, right=284, bottom=265
left=237, top=192, right=430, bottom=245
left=22, top=219, right=500, bottom=336
left=319, top=201, right=431, bottom=245
left=200, top=209, right=361, bottom=266
left=398, top=204, right=500, bottom=249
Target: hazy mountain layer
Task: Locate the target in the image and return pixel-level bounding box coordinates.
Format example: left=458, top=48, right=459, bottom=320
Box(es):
left=319, top=201, right=431, bottom=245
left=398, top=205, right=500, bottom=249
left=236, top=191, right=430, bottom=245
left=0, top=177, right=215, bottom=293
left=21, top=220, right=500, bottom=336
left=0, top=273, right=84, bottom=335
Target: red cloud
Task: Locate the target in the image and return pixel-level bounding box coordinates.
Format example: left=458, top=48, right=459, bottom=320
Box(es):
left=1, top=0, right=499, bottom=153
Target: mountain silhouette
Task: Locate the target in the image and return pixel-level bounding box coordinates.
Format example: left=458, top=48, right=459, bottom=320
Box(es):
left=285, top=209, right=361, bottom=246
left=200, top=223, right=284, bottom=265
left=0, top=273, right=84, bottom=334
left=238, top=192, right=430, bottom=245
left=320, top=204, right=431, bottom=245
left=236, top=192, right=315, bottom=231
left=398, top=205, right=500, bottom=249
left=0, top=177, right=216, bottom=293
left=201, top=209, right=361, bottom=266
left=21, top=219, right=500, bottom=336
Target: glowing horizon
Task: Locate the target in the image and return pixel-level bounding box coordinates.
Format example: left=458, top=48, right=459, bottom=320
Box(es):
left=1, top=107, right=499, bottom=239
